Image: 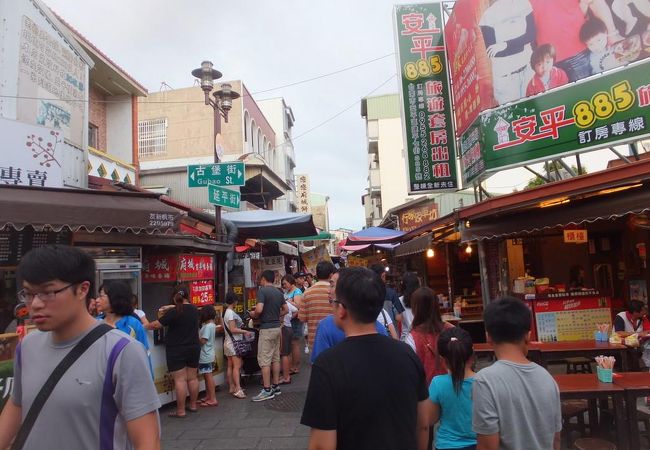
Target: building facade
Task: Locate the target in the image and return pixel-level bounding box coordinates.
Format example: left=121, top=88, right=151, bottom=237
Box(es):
left=137, top=83, right=291, bottom=211
left=257, top=97, right=297, bottom=212
left=360, top=93, right=425, bottom=227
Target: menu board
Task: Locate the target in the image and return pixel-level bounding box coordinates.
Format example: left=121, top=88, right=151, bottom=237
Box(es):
left=534, top=296, right=611, bottom=342
left=0, top=229, right=71, bottom=266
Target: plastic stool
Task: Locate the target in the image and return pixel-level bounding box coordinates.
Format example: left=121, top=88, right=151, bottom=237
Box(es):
left=573, top=437, right=616, bottom=450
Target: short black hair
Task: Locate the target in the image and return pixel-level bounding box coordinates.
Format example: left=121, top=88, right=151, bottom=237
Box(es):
left=316, top=261, right=335, bottom=280
left=579, top=18, right=607, bottom=44
left=335, top=267, right=385, bottom=323
left=200, top=305, right=217, bottom=323
left=484, top=297, right=531, bottom=344
left=99, top=281, right=134, bottom=317
left=282, top=274, right=296, bottom=285
left=628, top=300, right=646, bottom=314
left=530, top=43, right=556, bottom=68
left=368, top=263, right=386, bottom=278
left=225, top=292, right=237, bottom=305
left=17, top=245, right=95, bottom=303
left=260, top=270, right=275, bottom=283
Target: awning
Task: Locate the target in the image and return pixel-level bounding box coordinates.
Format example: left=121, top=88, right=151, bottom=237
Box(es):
left=74, top=231, right=232, bottom=253
left=462, top=183, right=650, bottom=241
left=266, top=231, right=333, bottom=242
left=395, top=233, right=432, bottom=258
left=0, top=185, right=180, bottom=234
left=222, top=210, right=317, bottom=239
left=340, top=244, right=370, bottom=252
left=344, top=226, right=405, bottom=245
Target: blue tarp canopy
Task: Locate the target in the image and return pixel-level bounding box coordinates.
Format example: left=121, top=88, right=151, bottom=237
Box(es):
left=344, top=226, right=405, bottom=245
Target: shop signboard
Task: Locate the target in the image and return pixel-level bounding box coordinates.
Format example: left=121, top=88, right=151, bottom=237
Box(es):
left=262, top=256, right=286, bottom=286
left=0, top=229, right=72, bottom=266
left=208, top=184, right=241, bottom=209
left=295, top=174, right=311, bottom=214
left=460, top=59, right=650, bottom=181
left=398, top=200, right=439, bottom=232
left=301, top=245, right=332, bottom=275
left=535, top=296, right=611, bottom=342
left=178, top=254, right=214, bottom=280
left=444, top=0, right=650, bottom=135
left=189, top=280, right=214, bottom=306
left=394, top=3, right=458, bottom=193
left=142, top=255, right=177, bottom=283
left=0, top=118, right=64, bottom=188
left=187, top=162, right=245, bottom=187
left=563, top=229, right=588, bottom=244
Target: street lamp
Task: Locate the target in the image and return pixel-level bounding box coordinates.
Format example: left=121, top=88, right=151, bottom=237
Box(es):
left=191, top=61, right=240, bottom=241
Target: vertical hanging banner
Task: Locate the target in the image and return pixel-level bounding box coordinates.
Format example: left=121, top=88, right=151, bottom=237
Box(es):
left=395, top=2, right=458, bottom=194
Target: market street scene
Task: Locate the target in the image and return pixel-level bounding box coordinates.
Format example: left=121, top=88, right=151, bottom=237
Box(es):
left=2, top=0, right=650, bottom=449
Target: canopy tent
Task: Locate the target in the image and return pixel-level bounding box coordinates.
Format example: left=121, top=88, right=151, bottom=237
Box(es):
left=265, top=230, right=333, bottom=242
left=221, top=210, right=317, bottom=240
left=343, top=226, right=405, bottom=245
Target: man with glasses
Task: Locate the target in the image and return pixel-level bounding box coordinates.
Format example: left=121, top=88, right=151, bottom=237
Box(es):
left=0, top=245, right=161, bottom=450
left=301, top=267, right=430, bottom=450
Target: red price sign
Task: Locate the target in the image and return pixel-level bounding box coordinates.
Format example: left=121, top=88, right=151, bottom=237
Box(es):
left=189, top=280, right=214, bottom=306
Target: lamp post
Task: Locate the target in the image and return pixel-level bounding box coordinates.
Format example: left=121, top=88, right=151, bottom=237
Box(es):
left=191, top=61, right=240, bottom=241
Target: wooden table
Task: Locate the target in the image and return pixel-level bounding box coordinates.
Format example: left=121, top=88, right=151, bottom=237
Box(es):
left=613, top=372, right=650, bottom=450
left=532, top=341, right=631, bottom=372
left=473, top=343, right=542, bottom=363
left=554, top=374, right=628, bottom=450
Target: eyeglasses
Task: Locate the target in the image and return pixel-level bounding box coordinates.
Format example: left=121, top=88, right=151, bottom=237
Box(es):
left=17, top=283, right=77, bottom=305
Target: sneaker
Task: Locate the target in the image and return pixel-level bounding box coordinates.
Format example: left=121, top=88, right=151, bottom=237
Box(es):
left=272, top=385, right=282, bottom=396
left=252, top=389, right=275, bottom=402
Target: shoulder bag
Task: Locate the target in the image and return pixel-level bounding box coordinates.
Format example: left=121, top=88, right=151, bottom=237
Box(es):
left=11, top=323, right=113, bottom=450
left=224, top=320, right=254, bottom=358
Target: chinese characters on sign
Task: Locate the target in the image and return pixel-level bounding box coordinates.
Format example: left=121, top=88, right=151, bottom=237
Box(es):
left=148, top=213, right=177, bottom=229
left=189, top=280, right=215, bottom=306
left=398, top=201, right=439, bottom=233
left=564, top=230, right=588, bottom=244
left=18, top=16, right=86, bottom=147
left=178, top=254, right=215, bottom=280
left=295, top=174, right=311, bottom=214
left=187, top=162, right=245, bottom=187
left=0, top=117, right=63, bottom=188
left=207, top=184, right=241, bottom=209
left=142, top=255, right=178, bottom=283
left=395, top=4, right=458, bottom=193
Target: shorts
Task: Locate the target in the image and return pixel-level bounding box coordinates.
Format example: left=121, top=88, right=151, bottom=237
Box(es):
left=224, top=338, right=237, bottom=357
left=291, top=318, right=303, bottom=338
left=198, top=362, right=214, bottom=374
left=257, top=327, right=281, bottom=367
left=281, top=326, right=293, bottom=357
left=166, top=344, right=200, bottom=372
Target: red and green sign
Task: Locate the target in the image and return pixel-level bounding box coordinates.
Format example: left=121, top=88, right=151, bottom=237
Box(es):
left=461, top=60, right=650, bottom=183
left=394, top=3, right=458, bottom=193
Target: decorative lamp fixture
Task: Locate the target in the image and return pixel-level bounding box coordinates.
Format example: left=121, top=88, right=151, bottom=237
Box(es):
left=465, top=244, right=473, bottom=255
left=426, top=248, right=435, bottom=258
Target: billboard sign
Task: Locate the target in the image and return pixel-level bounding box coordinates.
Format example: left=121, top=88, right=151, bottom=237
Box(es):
left=394, top=3, right=458, bottom=193
left=187, top=162, right=245, bottom=187
left=445, top=0, right=650, bottom=136
left=398, top=200, right=439, bottom=232
left=296, top=174, right=311, bottom=213
left=461, top=59, right=650, bottom=177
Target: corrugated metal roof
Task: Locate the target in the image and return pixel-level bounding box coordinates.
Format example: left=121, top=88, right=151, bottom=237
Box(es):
left=364, top=94, right=401, bottom=120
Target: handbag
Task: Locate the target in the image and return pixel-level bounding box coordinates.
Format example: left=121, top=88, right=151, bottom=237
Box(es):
left=224, top=321, right=254, bottom=357
left=11, top=323, right=113, bottom=450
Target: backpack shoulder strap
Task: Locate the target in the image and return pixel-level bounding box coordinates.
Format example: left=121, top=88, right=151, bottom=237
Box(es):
left=11, top=323, right=113, bottom=450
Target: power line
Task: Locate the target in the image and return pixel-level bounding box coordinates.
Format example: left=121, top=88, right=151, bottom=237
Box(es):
left=0, top=52, right=396, bottom=105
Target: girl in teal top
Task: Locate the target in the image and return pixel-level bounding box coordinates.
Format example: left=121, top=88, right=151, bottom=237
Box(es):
left=428, top=327, right=477, bottom=450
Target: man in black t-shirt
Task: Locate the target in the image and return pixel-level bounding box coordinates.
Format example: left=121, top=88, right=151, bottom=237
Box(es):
left=301, top=267, right=429, bottom=450
left=249, top=270, right=287, bottom=402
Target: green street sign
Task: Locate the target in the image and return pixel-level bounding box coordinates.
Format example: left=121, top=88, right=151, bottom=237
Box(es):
left=187, top=162, right=245, bottom=187
left=208, top=184, right=240, bottom=209
left=461, top=60, right=650, bottom=184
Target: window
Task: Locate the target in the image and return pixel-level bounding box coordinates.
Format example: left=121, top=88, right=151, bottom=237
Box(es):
left=138, top=118, right=167, bottom=157
left=88, top=123, right=99, bottom=149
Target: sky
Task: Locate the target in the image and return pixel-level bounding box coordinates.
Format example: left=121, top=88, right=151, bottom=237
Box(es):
left=43, top=0, right=645, bottom=231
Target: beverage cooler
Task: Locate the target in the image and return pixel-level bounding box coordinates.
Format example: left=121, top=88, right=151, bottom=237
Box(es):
left=78, top=247, right=142, bottom=303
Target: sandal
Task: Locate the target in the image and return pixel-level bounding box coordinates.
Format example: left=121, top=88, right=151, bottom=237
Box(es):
left=168, top=412, right=186, bottom=419
left=199, top=401, right=218, bottom=407
left=233, top=390, right=246, bottom=399
left=279, top=378, right=291, bottom=385
left=186, top=407, right=199, bottom=413
left=289, top=368, right=299, bottom=375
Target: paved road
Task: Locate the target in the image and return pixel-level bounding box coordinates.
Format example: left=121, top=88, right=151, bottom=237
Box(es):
left=161, top=362, right=311, bottom=450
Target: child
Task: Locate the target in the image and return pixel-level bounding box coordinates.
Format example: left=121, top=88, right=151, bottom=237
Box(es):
left=525, top=44, right=569, bottom=97
left=198, top=306, right=218, bottom=407
left=473, top=297, right=561, bottom=450
left=428, top=327, right=477, bottom=450
left=579, top=18, right=622, bottom=74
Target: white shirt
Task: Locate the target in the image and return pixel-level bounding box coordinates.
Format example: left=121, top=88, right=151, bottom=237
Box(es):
left=224, top=308, right=243, bottom=341
left=399, top=296, right=414, bottom=342
left=284, top=301, right=298, bottom=328
left=134, top=309, right=146, bottom=320
left=377, top=308, right=393, bottom=331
